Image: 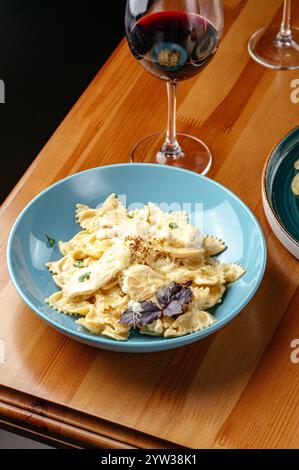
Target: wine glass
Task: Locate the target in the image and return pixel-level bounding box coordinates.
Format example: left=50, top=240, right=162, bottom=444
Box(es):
left=125, top=0, right=223, bottom=174
left=248, top=0, right=299, bottom=70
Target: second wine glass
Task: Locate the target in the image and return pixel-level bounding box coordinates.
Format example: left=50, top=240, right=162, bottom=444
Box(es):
left=248, top=0, right=299, bottom=70
left=125, top=0, right=223, bottom=174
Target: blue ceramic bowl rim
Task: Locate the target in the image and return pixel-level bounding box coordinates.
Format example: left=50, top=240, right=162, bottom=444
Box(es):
left=262, top=125, right=299, bottom=249
left=7, top=163, right=267, bottom=350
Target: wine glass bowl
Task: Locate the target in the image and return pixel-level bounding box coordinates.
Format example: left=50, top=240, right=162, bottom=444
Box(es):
left=125, top=0, right=223, bottom=174
left=127, top=8, right=220, bottom=81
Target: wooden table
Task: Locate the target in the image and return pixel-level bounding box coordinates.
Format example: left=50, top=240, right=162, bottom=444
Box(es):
left=1, top=0, right=299, bottom=449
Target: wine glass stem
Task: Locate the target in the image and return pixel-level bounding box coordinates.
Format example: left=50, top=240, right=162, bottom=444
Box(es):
left=166, top=81, right=177, bottom=147
left=161, top=81, right=183, bottom=158
left=277, top=0, right=292, bottom=42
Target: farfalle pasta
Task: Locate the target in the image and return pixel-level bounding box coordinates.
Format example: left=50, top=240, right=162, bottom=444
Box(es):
left=45, top=194, right=245, bottom=341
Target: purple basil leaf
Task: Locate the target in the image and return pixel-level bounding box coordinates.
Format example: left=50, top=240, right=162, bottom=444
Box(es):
left=173, top=286, right=193, bottom=306
left=121, top=282, right=193, bottom=328
left=157, top=282, right=193, bottom=317
left=120, top=308, right=137, bottom=326
left=169, top=282, right=182, bottom=298
left=163, top=300, right=183, bottom=317
left=138, top=301, right=161, bottom=326
left=120, top=301, right=161, bottom=327
left=156, top=285, right=171, bottom=308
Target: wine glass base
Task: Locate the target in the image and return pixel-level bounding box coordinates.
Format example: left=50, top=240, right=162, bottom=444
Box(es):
left=130, top=132, right=212, bottom=175
left=248, top=26, right=299, bottom=70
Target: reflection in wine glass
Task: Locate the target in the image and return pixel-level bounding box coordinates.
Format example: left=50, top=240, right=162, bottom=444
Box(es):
left=248, top=0, right=299, bottom=70
left=125, top=0, right=224, bottom=174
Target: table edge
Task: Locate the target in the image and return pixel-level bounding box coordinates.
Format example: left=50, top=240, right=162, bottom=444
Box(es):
left=0, top=386, right=183, bottom=449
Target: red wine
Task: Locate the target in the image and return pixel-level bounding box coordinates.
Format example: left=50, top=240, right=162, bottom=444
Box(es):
left=126, top=11, right=219, bottom=81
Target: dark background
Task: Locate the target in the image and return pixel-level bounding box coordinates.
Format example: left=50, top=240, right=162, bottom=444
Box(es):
left=0, top=0, right=126, bottom=203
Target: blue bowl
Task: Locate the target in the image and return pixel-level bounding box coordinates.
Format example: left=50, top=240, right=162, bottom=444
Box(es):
left=7, top=164, right=266, bottom=353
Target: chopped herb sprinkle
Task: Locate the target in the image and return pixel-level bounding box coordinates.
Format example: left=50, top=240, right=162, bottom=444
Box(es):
left=74, top=259, right=84, bottom=268
left=78, top=272, right=91, bottom=283
left=46, top=234, right=55, bottom=247
left=169, top=222, right=178, bottom=229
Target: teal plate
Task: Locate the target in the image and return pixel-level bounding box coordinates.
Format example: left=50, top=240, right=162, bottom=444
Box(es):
left=263, top=127, right=299, bottom=258
left=7, top=164, right=267, bottom=353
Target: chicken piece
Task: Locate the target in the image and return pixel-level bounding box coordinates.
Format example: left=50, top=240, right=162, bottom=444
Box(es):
left=65, top=242, right=131, bottom=301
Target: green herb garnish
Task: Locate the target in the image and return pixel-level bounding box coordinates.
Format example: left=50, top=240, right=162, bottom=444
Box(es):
left=78, top=272, right=91, bottom=283
left=127, top=212, right=134, bottom=219
left=74, top=259, right=84, bottom=268
left=169, top=222, right=178, bottom=229
left=46, top=234, right=55, bottom=247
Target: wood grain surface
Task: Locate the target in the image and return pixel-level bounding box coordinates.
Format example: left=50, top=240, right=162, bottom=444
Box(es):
left=1, top=0, right=299, bottom=449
